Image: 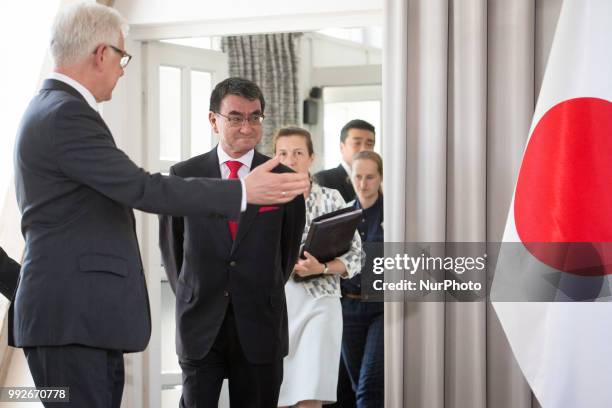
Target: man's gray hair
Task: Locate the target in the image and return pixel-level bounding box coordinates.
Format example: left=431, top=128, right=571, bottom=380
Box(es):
left=50, top=1, right=129, bottom=67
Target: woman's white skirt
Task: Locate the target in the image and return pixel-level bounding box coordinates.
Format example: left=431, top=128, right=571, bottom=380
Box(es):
left=277, top=278, right=342, bottom=406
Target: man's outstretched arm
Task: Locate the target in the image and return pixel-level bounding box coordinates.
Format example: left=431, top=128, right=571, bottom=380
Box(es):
left=244, top=157, right=309, bottom=205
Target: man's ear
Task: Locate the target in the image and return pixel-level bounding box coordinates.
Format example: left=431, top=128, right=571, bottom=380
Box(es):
left=209, top=111, right=219, bottom=133
left=92, top=43, right=106, bottom=72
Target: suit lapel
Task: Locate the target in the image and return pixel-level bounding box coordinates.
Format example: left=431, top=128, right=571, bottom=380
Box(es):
left=232, top=151, right=269, bottom=253
left=337, top=165, right=355, bottom=200
left=201, top=148, right=233, bottom=251
left=96, top=114, right=114, bottom=144
left=201, top=147, right=223, bottom=179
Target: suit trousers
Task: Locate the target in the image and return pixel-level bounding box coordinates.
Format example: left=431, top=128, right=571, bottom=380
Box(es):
left=340, top=298, right=384, bottom=408
left=23, top=345, right=124, bottom=408
left=179, top=304, right=283, bottom=408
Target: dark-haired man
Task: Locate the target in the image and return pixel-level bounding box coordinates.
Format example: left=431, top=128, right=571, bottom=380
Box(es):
left=314, top=119, right=376, bottom=203
left=160, top=77, right=305, bottom=407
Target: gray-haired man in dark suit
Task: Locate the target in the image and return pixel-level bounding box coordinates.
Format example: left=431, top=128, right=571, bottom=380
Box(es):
left=12, top=3, right=308, bottom=407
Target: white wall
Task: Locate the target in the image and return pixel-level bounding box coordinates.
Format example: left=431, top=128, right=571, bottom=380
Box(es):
left=309, top=33, right=382, bottom=67
left=115, top=0, right=381, bottom=25
left=114, top=0, right=382, bottom=40
left=298, top=33, right=382, bottom=171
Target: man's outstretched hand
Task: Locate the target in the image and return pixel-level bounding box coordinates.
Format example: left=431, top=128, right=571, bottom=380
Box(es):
left=244, top=157, right=309, bottom=205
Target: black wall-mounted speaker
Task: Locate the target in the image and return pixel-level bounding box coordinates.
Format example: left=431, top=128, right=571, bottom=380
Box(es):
left=309, top=87, right=322, bottom=99
left=303, top=99, right=318, bottom=125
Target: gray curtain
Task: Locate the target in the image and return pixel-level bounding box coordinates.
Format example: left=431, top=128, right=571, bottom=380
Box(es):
left=383, top=0, right=563, bottom=407
left=221, top=33, right=301, bottom=156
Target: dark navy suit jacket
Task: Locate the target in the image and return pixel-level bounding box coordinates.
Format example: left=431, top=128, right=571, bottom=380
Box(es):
left=12, top=79, right=242, bottom=352
left=314, top=164, right=355, bottom=203
left=159, top=148, right=305, bottom=364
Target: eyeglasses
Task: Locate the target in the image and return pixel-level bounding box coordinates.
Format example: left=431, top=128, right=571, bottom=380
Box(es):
left=106, top=44, right=132, bottom=68
left=215, top=112, right=265, bottom=127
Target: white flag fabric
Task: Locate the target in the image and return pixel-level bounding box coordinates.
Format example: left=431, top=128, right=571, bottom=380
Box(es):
left=492, top=0, right=612, bottom=407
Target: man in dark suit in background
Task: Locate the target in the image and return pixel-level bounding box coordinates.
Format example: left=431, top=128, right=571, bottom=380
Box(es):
left=159, top=77, right=305, bottom=408
left=12, top=3, right=308, bottom=407
left=314, top=119, right=376, bottom=203
left=314, top=119, right=375, bottom=407
left=0, top=247, right=19, bottom=301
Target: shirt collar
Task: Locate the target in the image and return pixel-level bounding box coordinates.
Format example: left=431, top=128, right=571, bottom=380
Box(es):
left=340, top=160, right=352, bottom=177
left=309, top=180, right=323, bottom=198
left=356, top=194, right=383, bottom=213
left=217, top=145, right=254, bottom=169
left=48, top=72, right=99, bottom=112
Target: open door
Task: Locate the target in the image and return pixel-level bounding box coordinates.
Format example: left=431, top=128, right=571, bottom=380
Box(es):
left=142, top=40, right=229, bottom=408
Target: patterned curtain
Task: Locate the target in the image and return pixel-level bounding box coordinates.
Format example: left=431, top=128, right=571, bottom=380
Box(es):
left=222, top=33, right=301, bottom=156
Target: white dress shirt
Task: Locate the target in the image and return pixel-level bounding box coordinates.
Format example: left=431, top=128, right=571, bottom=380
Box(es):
left=341, top=159, right=352, bottom=178
left=48, top=72, right=99, bottom=112
left=217, top=145, right=252, bottom=212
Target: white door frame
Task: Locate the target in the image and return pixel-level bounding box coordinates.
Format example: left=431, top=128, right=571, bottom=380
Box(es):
left=110, top=9, right=383, bottom=408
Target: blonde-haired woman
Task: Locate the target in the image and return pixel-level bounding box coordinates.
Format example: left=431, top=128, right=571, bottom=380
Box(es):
left=342, top=150, right=384, bottom=407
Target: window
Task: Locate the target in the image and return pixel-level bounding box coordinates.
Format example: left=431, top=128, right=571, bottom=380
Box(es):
left=323, top=85, right=382, bottom=169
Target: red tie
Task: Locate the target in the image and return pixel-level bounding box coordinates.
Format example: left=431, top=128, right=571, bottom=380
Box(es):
left=226, top=160, right=242, bottom=240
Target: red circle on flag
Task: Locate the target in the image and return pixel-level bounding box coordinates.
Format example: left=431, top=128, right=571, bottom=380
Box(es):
left=514, top=97, right=612, bottom=276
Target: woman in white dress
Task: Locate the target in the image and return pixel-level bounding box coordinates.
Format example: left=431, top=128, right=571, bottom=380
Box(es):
left=274, top=127, right=362, bottom=408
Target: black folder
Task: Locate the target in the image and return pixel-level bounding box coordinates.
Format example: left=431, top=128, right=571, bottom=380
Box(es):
left=293, top=207, right=363, bottom=282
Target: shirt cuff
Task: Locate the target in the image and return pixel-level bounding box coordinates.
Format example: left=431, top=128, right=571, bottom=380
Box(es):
left=240, top=179, right=247, bottom=212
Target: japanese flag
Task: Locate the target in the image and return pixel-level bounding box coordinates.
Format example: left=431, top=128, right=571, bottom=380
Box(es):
left=491, top=0, right=612, bottom=407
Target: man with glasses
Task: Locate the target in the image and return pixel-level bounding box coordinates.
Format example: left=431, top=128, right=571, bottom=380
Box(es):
left=107, top=44, right=132, bottom=69
left=159, top=77, right=306, bottom=407
left=12, top=3, right=308, bottom=407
